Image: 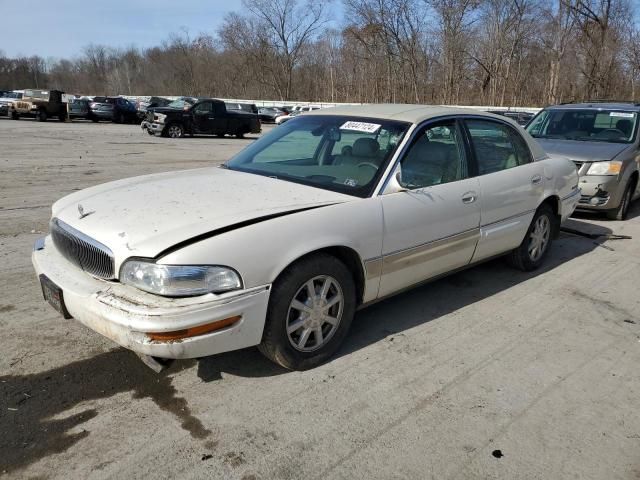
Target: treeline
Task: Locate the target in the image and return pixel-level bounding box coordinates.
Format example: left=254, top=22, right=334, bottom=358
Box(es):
left=1, top=0, right=639, bottom=107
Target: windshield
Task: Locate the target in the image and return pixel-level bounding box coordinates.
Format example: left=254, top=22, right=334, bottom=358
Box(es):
left=226, top=115, right=410, bottom=197
left=24, top=90, right=49, bottom=100
left=527, top=108, right=638, bottom=143
left=3, top=92, right=22, bottom=99
left=168, top=99, right=194, bottom=109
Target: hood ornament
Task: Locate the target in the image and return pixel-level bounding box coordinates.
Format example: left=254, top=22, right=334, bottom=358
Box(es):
left=78, top=203, right=94, bottom=219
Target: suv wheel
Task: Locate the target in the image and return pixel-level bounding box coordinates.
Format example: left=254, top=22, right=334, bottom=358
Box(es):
left=606, top=179, right=635, bottom=220
left=37, top=110, right=47, bottom=122
left=508, top=204, right=555, bottom=271
left=258, top=253, right=356, bottom=370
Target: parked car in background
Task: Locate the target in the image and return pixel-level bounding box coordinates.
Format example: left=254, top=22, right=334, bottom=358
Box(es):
left=258, top=107, right=285, bottom=123
left=225, top=102, right=259, bottom=114
left=136, top=96, right=172, bottom=121
left=89, top=96, right=138, bottom=123
left=275, top=105, right=321, bottom=124
left=527, top=101, right=640, bottom=220
left=0, top=90, right=23, bottom=116
left=143, top=98, right=261, bottom=138
left=68, top=98, right=95, bottom=121
left=33, top=105, right=579, bottom=372
left=10, top=89, right=68, bottom=121
left=487, top=110, right=534, bottom=126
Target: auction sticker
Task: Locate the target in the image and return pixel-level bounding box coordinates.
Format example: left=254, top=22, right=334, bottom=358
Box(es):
left=340, top=121, right=381, bottom=133
left=610, top=112, right=635, bottom=118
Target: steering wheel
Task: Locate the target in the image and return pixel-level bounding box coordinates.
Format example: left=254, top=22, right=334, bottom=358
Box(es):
left=596, top=128, right=625, bottom=137
left=357, top=162, right=378, bottom=171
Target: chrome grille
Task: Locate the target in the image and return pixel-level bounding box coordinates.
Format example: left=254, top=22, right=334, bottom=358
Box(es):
left=50, top=218, right=115, bottom=279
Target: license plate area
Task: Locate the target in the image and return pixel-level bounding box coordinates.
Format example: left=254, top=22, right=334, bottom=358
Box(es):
left=39, top=274, right=72, bottom=319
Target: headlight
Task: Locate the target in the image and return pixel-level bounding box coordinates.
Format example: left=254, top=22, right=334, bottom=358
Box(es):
left=120, top=260, right=242, bottom=297
left=586, top=161, right=622, bottom=176
left=154, top=113, right=166, bottom=123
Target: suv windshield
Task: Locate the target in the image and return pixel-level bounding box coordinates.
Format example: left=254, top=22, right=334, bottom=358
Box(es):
left=226, top=115, right=410, bottom=197
left=527, top=108, right=638, bottom=143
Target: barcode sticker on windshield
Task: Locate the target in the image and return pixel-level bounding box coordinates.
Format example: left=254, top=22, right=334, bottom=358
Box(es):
left=610, top=112, right=635, bottom=118
left=340, top=121, right=381, bottom=133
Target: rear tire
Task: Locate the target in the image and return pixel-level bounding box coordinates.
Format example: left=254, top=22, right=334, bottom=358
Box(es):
left=508, top=204, right=555, bottom=272
left=258, top=253, right=356, bottom=370
left=606, top=179, right=634, bottom=221
left=58, top=112, right=67, bottom=122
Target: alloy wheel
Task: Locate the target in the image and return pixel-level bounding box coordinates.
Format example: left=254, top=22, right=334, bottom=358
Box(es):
left=528, top=215, right=550, bottom=262
left=167, top=125, right=182, bottom=138
left=286, top=275, right=344, bottom=352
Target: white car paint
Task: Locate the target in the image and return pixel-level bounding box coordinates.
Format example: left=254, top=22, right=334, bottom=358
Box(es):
left=32, top=104, right=580, bottom=364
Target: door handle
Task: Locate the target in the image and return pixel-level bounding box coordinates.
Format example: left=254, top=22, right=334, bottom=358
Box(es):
left=531, top=174, right=542, bottom=185
left=462, top=192, right=477, bottom=204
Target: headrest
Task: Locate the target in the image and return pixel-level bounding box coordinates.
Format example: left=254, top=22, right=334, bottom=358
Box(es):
left=352, top=138, right=379, bottom=157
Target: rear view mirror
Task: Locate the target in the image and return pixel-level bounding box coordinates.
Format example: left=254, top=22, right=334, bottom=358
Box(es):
left=328, top=127, right=341, bottom=142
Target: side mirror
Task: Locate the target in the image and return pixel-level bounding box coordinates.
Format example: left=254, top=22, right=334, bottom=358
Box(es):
left=382, top=164, right=408, bottom=194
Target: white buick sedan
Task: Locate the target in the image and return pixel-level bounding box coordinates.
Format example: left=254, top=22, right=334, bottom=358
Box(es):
left=33, top=105, right=580, bottom=370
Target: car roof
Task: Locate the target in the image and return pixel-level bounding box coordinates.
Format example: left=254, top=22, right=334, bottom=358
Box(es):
left=307, top=104, right=511, bottom=124
left=546, top=102, right=640, bottom=111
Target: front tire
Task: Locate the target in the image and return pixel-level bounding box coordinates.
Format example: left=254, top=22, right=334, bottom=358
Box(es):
left=164, top=123, right=184, bottom=138
left=508, top=204, right=555, bottom=271
left=37, top=110, right=47, bottom=122
left=606, top=179, right=634, bottom=220
left=258, top=253, right=356, bottom=370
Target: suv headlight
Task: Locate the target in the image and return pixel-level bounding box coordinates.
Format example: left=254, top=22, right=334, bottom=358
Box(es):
left=120, top=260, right=242, bottom=297
left=586, top=161, right=622, bottom=176
left=154, top=113, right=166, bottom=123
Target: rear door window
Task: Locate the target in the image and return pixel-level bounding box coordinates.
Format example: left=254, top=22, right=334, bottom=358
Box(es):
left=465, top=120, right=532, bottom=175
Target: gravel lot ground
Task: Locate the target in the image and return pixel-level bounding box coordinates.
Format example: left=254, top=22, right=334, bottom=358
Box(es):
left=1, top=118, right=639, bottom=480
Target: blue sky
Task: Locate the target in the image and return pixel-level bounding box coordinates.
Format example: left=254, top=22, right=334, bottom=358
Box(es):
left=0, top=0, right=242, bottom=58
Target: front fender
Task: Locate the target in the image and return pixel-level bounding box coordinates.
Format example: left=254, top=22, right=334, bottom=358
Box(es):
left=158, top=198, right=384, bottom=303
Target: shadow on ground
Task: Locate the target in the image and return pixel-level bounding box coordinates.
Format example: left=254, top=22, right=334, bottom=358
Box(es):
left=0, top=350, right=204, bottom=474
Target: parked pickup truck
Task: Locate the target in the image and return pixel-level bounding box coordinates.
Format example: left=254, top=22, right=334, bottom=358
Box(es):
left=141, top=98, right=261, bottom=138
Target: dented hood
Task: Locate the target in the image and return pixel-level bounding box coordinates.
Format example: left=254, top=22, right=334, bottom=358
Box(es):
left=52, top=167, right=352, bottom=261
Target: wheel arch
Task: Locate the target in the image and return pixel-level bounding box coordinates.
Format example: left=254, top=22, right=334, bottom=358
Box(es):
left=272, top=246, right=367, bottom=306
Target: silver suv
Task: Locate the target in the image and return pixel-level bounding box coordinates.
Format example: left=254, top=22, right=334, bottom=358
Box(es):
left=527, top=102, right=640, bottom=220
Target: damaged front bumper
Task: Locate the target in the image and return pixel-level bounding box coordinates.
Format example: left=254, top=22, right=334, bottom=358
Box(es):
left=32, top=236, right=270, bottom=359
left=141, top=121, right=163, bottom=135
left=576, top=175, right=624, bottom=211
